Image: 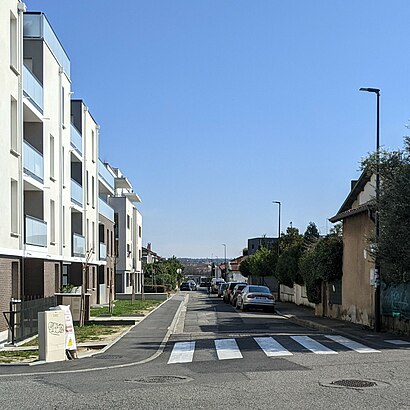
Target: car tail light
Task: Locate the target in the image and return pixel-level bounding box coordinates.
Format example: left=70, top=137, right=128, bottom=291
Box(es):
left=267, top=295, right=274, bottom=300
left=247, top=294, right=255, bottom=298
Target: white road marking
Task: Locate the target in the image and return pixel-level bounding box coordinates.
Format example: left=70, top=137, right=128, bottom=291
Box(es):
left=325, top=335, right=380, bottom=353
left=167, top=341, right=196, bottom=364
left=254, top=337, right=293, bottom=357
left=215, top=338, right=243, bottom=360
left=384, top=339, right=410, bottom=346
left=291, top=336, right=337, bottom=354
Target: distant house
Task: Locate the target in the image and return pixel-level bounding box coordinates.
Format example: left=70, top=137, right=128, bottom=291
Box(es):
left=329, top=171, right=377, bottom=327
left=247, top=237, right=278, bottom=256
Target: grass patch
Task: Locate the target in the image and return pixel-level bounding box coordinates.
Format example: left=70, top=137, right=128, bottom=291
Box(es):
left=90, top=299, right=161, bottom=317
left=73, top=324, right=128, bottom=343
left=0, top=350, right=38, bottom=363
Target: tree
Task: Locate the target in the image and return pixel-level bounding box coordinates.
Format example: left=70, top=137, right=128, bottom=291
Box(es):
left=362, top=138, right=410, bottom=284
left=303, top=222, right=320, bottom=245
left=239, top=257, right=252, bottom=277
left=250, top=247, right=277, bottom=278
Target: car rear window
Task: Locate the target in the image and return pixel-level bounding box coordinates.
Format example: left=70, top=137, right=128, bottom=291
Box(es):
left=236, top=284, right=247, bottom=290
left=228, top=283, right=239, bottom=290
left=248, top=286, right=270, bottom=293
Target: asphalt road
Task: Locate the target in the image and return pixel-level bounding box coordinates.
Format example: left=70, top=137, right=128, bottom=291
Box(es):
left=0, top=290, right=409, bottom=409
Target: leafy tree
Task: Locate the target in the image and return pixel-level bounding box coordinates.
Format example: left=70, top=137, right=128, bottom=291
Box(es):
left=250, top=246, right=277, bottom=278
left=239, top=257, right=252, bottom=277
left=362, top=138, right=410, bottom=284
left=303, top=222, right=320, bottom=245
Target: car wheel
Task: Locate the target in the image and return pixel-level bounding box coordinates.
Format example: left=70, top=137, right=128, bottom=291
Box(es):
left=241, top=302, right=247, bottom=312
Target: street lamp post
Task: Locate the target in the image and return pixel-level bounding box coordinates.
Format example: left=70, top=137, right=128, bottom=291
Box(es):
left=222, top=244, right=227, bottom=280
left=360, top=86, right=381, bottom=332
left=272, top=201, right=281, bottom=302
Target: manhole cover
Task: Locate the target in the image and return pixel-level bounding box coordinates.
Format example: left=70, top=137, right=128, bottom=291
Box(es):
left=94, top=354, right=123, bottom=360
left=126, top=376, right=191, bottom=384
left=332, top=379, right=376, bottom=388
left=320, top=378, right=389, bottom=390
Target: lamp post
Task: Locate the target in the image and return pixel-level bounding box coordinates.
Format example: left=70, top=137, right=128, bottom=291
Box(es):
left=359, top=86, right=381, bottom=332
left=272, top=201, right=281, bottom=302
left=222, top=244, right=227, bottom=280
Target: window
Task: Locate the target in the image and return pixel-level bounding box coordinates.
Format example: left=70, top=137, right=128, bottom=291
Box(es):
left=139, top=249, right=142, bottom=261
left=10, top=96, right=17, bottom=153
left=86, top=218, right=90, bottom=251
left=91, top=176, right=95, bottom=208
left=62, top=147, right=65, bottom=187
left=23, top=57, right=33, bottom=70
left=10, top=13, right=17, bottom=69
left=62, top=265, right=69, bottom=286
left=62, top=206, right=66, bottom=246
left=50, top=199, right=55, bottom=243
left=127, top=215, right=130, bottom=229
left=55, top=264, right=60, bottom=292
left=91, top=130, right=95, bottom=162
left=139, top=225, right=142, bottom=238
left=92, top=221, right=95, bottom=252
left=50, top=135, right=55, bottom=180
left=11, top=262, right=19, bottom=299
left=61, top=86, right=65, bottom=126
left=10, top=179, right=18, bottom=234
left=86, top=171, right=89, bottom=204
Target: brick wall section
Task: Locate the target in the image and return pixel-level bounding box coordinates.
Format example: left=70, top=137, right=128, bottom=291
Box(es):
left=0, top=257, right=20, bottom=333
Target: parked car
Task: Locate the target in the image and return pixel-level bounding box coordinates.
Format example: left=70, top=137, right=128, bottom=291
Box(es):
left=180, top=282, right=194, bottom=291
left=211, top=278, right=225, bottom=293
left=230, top=283, right=248, bottom=306
left=218, top=282, right=228, bottom=298
left=236, top=285, right=275, bottom=312
left=223, top=282, right=246, bottom=303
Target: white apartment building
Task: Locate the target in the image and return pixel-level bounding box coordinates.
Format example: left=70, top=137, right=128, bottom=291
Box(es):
left=0, top=3, right=120, bottom=337
left=107, top=167, right=143, bottom=295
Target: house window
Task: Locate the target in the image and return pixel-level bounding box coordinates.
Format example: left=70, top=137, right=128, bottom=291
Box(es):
left=91, top=176, right=95, bottom=208
left=127, top=215, right=130, bottom=229
left=10, top=179, right=18, bottom=234
left=50, top=135, right=55, bottom=180
left=50, top=199, right=55, bottom=244
left=62, top=206, right=66, bottom=246
left=61, top=86, right=65, bottom=127
left=91, top=130, right=95, bottom=162
left=10, top=12, right=17, bottom=69
left=92, top=221, right=95, bottom=252
left=86, top=218, right=90, bottom=251
left=86, top=171, right=89, bottom=204
left=62, top=265, right=69, bottom=286
left=139, top=225, right=142, bottom=238
left=10, top=96, right=17, bottom=152
left=62, top=147, right=65, bottom=186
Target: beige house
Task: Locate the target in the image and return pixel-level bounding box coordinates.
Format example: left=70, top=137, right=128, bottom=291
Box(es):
left=328, top=171, right=377, bottom=328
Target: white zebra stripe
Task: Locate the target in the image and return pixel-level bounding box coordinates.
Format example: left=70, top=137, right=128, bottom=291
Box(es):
left=167, top=341, right=196, bottom=364
left=325, top=335, right=380, bottom=353
left=214, top=338, right=243, bottom=360
left=290, top=335, right=337, bottom=354
left=254, top=337, right=293, bottom=357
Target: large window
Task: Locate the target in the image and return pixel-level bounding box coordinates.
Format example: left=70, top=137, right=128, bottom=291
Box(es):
left=10, top=12, right=17, bottom=70
left=50, top=134, right=55, bottom=180
left=10, top=179, right=18, bottom=234
left=10, top=96, right=17, bottom=153
left=50, top=199, right=55, bottom=243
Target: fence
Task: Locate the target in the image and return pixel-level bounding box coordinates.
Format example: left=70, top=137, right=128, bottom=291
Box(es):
left=3, top=296, right=57, bottom=344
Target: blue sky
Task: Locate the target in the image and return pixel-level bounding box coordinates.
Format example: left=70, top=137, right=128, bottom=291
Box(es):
left=27, top=0, right=410, bottom=258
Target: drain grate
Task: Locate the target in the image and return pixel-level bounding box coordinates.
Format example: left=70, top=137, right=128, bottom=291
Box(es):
left=331, top=379, right=377, bottom=388
left=94, top=354, right=123, bottom=360
left=126, top=376, right=191, bottom=384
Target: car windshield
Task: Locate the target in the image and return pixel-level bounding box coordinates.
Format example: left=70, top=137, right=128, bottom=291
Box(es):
left=248, top=286, right=270, bottom=293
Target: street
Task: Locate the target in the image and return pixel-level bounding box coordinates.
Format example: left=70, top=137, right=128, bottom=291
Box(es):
left=0, top=290, right=409, bottom=410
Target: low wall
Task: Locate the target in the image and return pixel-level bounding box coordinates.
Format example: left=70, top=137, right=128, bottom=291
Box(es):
left=115, top=293, right=168, bottom=301
left=280, top=284, right=315, bottom=308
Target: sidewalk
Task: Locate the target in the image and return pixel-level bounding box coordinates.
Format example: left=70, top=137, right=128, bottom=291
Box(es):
left=275, top=301, right=410, bottom=343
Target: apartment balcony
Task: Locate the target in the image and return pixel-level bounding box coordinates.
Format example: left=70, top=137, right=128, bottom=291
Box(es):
left=24, top=13, right=70, bottom=78
left=99, top=242, right=107, bottom=260
left=71, top=179, right=83, bottom=207
left=98, top=197, right=114, bottom=222
left=25, top=215, right=47, bottom=247
left=72, top=233, right=85, bottom=257
left=23, top=141, right=44, bottom=183
left=98, top=159, right=114, bottom=191
left=70, top=124, right=82, bottom=156
left=23, top=65, right=43, bottom=113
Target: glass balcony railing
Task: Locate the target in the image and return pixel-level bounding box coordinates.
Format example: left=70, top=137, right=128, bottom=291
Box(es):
left=24, top=13, right=71, bottom=78
left=99, top=242, right=107, bottom=260
left=98, top=197, right=114, bottom=222
left=72, top=233, right=85, bottom=257
left=70, top=124, right=82, bottom=155
left=23, top=65, right=43, bottom=112
left=98, top=159, right=114, bottom=190
left=23, top=141, right=44, bottom=183
left=71, top=179, right=83, bottom=207
left=25, top=215, right=47, bottom=247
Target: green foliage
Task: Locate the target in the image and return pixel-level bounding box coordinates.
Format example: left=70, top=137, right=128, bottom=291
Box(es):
left=239, top=257, right=252, bottom=277
left=143, top=257, right=185, bottom=290
left=362, top=138, right=410, bottom=284
left=304, top=222, right=320, bottom=244
left=242, top=248, right=248, bottom=256
left=250, top=246, right=278, bottom=277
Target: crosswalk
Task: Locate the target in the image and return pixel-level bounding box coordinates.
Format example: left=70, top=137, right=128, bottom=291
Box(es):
left=167, top=335, right=380, bottom=364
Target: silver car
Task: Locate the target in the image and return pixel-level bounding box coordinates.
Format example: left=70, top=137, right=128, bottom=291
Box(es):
left=236, top=285, right=275, bottom=312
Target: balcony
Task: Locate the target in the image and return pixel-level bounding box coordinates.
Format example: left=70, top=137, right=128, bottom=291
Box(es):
left=72, top=233, right=85, bottom=257
left=70, top=124, right=82, bottom=156
left=25, top=215, right=47, bottom=247
left=71, top=179, right=83, bottom=207
left=98, top=159, right=114, bottom=191
left=24, top=13, right=70, bottom=78
left=23, top=65, right=43, bottom=113
left=99, top=242, right=107, bottom=260
left=98, top=197, right=114, bottom=222
left=23, top=141, right=44, bottom=183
